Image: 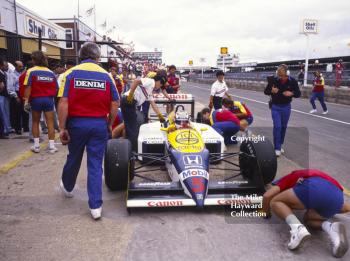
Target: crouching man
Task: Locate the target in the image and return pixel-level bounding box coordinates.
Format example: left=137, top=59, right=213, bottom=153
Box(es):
left=262, top=169, right=350, bottom=258
left=201, top=106, right=241, bottom=145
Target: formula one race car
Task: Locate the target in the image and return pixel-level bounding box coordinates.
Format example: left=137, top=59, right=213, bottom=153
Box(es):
left=104, top=95, right=277, bottom=210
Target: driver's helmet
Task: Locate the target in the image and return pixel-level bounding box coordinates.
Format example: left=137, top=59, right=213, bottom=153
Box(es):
left=175, top=111, right=190, bottom=129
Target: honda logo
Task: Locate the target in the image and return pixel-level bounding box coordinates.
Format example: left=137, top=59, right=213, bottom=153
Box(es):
left=183, top=155, right=202, bottom=165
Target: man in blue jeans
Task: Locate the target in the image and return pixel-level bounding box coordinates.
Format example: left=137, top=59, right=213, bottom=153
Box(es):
left=309, top=71, right=328, bottom=115
left=264, top=64, right=301, bottom=156
left=0, top=59, right=11, bottom=138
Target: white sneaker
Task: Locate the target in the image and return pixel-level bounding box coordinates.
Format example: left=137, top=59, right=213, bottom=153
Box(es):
left=31, top=145, right=40, bottom=153
left=275, top=150, right=281, bottom=157
left=309, top=109, right=317, bottom=114
left=328, top=222, right=349, bottom=258
left=288, top=225, right=311, bottom=250
left=322, top=110, right=328, bottom=115
left=48, top=146, right=58, bottom=154
left=90, top=207, right=102, bottom=220
left=281, top=148, right=285, bottom=154
left=60, top=180, right=74, bottom=198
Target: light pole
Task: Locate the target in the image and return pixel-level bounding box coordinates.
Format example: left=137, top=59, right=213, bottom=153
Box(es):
left=303, top=34, right=310, bottom=86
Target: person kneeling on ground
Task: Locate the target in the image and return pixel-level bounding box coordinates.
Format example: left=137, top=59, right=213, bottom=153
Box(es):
left=201, top=106, right=245, bottom=145
left=222, top=98, right=252, bottom=135
left=224, top=98, right=254, bottom=126
left=262, top=169, right=350, bottom=258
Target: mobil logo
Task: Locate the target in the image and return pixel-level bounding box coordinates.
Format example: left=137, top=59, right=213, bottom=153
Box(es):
left=181, top=169, right=208, bottom=181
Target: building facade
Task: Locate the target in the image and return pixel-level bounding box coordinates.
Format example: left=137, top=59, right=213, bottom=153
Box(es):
left=0, top=0, right=66, bottom=63
left=216, top=53, right=239, bottom=70
left=132, top=51, right=162, bottom=65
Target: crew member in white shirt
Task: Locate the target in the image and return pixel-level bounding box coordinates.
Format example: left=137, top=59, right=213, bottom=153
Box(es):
left=121, top=70, right=167, bottom=150
left=209, top=70, right=232, bottom=110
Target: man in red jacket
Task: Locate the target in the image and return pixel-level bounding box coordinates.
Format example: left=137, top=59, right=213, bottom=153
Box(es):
left=262, top=169, right=350, bottom=257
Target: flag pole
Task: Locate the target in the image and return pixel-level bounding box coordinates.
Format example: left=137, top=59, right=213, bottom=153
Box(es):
left=94, top=4, right=96, bottom=40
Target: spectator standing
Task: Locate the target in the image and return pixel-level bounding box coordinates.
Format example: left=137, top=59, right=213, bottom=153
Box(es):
left=8, top=61, right=24, bottom=134
left=0, top=59, right=11, bottom=138
left=166, top=65, right=180, bottom=94
left=335, top=59, right=344, bottom=88
left=264, top=64, right=301, bottom=157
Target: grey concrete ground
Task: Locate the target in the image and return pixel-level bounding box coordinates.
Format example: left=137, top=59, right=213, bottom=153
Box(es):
left=0, top=82, right=349, bottom=261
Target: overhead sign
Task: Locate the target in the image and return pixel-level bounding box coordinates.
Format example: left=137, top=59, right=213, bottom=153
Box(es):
left=220, top=47, right=228, bottom=55
left=25, top=15, right=58, bottom=42
left=301, top=19, right=318, bottom=34
left=189, top=60, right=193, bottom=66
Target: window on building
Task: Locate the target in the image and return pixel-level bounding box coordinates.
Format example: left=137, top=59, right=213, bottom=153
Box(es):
left=65, top=29, right=73, bottom=49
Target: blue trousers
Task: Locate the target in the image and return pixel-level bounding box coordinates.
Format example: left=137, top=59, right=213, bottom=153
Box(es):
left=0, top=96, right=11, bottom=134
left=271, top=104, right=291, bottom=150
left=61, top=117, right=108, bottom=209
left=310, top=92, right=327, bottom=111
left=212, top=121, right=240, bottom=145
left=213, top=96, right=222, bottom=110
left=246, top=116, right=253, bottom=125
left=138, top=101, right=150, bottom=122
left=121, top=96, right=138, bottom=150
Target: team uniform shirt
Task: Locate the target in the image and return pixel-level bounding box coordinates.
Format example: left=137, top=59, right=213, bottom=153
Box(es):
left=312, top=76, right=325, bottom=93
left=211, top=80, right=228, bottom=97
left=112, top=108, right=124, bottom=129
left=274, top=169, right=343, bottom=192
left=58, top=59, right=119, bottom=118
left=24, top=66, right=58, bottom=98
left=124, top=78, right=155, bottom=107
left=167, top=74, right=180, bottom=93
left=210, top=109, right=240, bottom=126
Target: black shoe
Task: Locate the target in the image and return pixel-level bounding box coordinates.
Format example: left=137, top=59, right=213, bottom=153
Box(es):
left=15, top=130, right=22, bottom=135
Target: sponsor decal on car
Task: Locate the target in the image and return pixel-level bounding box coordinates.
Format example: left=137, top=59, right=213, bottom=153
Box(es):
left=180, top=169, right=209, bottom=180
left=74, top=78, right=106, bottom=90
left=153, top=93, right=193, bottom=101
left=217, top=199, right=253, bottom=205
left=147, top=200, right=184, bottom=207
left=168, top=129, right=204, bottom=153
left=143, top=137, right=164, bottom=144
left=175, top=132, right=199, bottom=145
left=183, top=155, right=202, bottom=166
left=203, top=139, right=221, bottom=144
left=138, top=182, right=172, bottom=186
left=217, top=181, right=249, bottom=185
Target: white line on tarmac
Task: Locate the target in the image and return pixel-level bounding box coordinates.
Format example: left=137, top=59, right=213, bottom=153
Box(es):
left=189, top=84, right=350, bottom=126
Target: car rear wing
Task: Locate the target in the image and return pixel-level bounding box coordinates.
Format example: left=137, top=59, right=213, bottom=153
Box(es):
left=153, top=93, right=195, bottom=119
